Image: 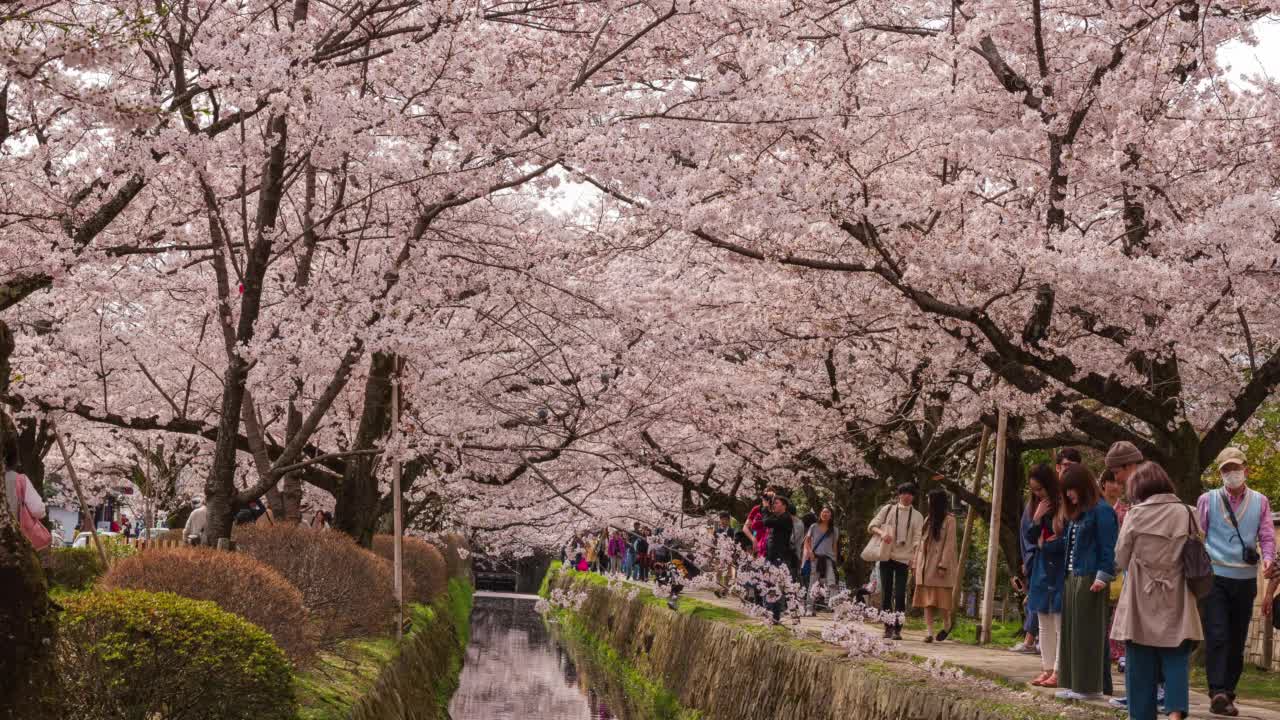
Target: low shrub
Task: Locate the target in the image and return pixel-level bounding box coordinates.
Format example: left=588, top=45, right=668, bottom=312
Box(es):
left=234, top=524, right=397, bottom=641
left=46, top=547, right=104, bottom=591
left=372, top=535, right=448, bottom=603
left=51, top=589, right=294, bottom=720
left=99, top=546, right=314, bottom=662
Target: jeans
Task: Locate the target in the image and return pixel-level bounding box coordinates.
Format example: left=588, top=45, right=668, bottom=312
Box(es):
left=1125, top=641, right=1190, bottom=720
left=1024, top=601, right=1040, bottom=638
left=1202, top=575, right=1257, bottom=699
left=768, top=559, right=788, bottom=622
left=806, top=557, right=837, bottom=613
left=622, top=550, right=634, bottom=578
left=880, top=560, right=908, bottom=626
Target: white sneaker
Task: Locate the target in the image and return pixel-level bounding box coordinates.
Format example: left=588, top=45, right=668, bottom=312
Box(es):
left=1055, top=690, right=1101, bottom=702
left=1011, top=641, right=1029, bottom=652
left=1108, top=697, right=1128, bottom=709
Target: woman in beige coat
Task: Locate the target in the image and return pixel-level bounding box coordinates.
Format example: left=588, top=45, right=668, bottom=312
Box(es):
left=1110, top=462, right=1202, bottom=720
left=913, top=488, right=958, bottom=642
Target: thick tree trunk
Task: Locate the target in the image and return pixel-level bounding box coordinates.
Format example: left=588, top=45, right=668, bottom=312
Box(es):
left=281, top=470, right=303, bottom=523
left=833, top=474, right=886, bottom=588
left=334, top=352, right=395, bottom=547
left=996, top=431, right=1029, bottom=585
left=0, top=320, right=54, bottom=716
left=15, top=417, right=52, bottom=495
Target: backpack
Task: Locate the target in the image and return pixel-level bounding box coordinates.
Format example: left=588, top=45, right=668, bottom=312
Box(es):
left=1181, top=505, right=1213, bottom=600
left=13, top=472, right=53, bottom=552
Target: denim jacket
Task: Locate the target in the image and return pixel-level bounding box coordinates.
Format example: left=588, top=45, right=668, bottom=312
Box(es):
left=1065, top=501, right=1119, bottom=583
left=1024, top=515, right=1067, bottom=614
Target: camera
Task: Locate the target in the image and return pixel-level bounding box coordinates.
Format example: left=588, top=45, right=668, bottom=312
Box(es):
left=1245, top=547, right=1261, bottom=565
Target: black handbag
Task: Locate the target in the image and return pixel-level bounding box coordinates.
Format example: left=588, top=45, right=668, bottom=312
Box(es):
left=1182, top=506, right=1213, bottom=600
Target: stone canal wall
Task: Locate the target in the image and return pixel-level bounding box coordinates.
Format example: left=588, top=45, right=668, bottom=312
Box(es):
left=548, top=571, right=1107, bottom=720
left=346, top=580, right=473, bottom=720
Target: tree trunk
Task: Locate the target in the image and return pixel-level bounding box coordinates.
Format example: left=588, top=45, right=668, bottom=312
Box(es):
left=834, top=474, right=886, bottom=588
left=997, top=428, right=1030, bottom=585
left=0, top=320, right=54, bottom=716
left=203, top=355, right=251, bottom=544
left=15, top=417, right=52, bottom=495
left=279, top=401, right=305, bottom=523
left=334, top=352, right=395, bottom=547
left=281, top=471, right=303, bottom=523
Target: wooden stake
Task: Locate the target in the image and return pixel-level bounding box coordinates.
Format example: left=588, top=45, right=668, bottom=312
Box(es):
left=391, top=356, right=404, bottom=642
left=53, top=420, right=110, bottom=570
left=951, top=424, right=990, bottom=626
left=979, top=409, right=1008, bottom=645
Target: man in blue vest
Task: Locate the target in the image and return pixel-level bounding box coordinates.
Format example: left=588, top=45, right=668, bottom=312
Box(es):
left=1197, top=446, right=1275, bottom=716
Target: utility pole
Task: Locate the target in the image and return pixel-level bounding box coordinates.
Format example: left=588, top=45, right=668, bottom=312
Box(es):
left=391, top=356, right=404, bottom=641
left=979, top=409, right=1008, bottom=645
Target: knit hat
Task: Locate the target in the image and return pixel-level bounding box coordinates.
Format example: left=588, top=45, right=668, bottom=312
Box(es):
left=1104, top=441, right=1144, bottom=469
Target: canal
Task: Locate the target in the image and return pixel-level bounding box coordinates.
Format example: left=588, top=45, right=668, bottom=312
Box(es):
left=448, top=592, right=626, bottom=720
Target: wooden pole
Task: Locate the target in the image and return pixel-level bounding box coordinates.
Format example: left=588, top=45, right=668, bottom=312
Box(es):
left=52, top=420, right=110, bottom=569
left=391, top=357, right=404, bottom=642
left=979, top=409, right=1008, bottom=645
left=951, top=424, right=990, bottom=626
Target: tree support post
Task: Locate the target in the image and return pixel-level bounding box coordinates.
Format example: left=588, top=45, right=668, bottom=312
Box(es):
left=951, top=424, right=990, bottom=626
left=52, top=420, right=110, bottom=570
left=979, top=409, right=1008, bottom=645
left=391, top=357, right=404, bottom=641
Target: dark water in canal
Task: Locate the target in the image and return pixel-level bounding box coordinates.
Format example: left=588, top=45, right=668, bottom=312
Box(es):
left=448, top=593, right=628, bottom=720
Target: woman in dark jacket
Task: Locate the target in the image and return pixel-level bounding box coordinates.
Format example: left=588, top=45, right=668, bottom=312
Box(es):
left=1025, top=464, right=1067, bottom=688
left=1056, top=464, right=1119, bottom=701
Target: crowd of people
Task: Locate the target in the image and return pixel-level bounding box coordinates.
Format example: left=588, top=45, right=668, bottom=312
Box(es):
left=1011, top=442, right=1273, bottom=719
left=559, top=441, right=1278, bottom=720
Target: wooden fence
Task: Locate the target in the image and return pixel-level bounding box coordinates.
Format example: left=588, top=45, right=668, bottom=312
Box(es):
left=118, top=535, right=184, bottom=552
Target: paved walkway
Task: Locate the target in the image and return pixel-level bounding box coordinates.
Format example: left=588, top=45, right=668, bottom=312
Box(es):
left=629, top=579, right=1280, bottom=720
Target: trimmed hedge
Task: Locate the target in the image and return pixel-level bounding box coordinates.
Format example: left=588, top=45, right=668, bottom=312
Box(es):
left=234, top=524, right=399, bottom=642
left=371, top=535, right=448, bottom=604
left=51, top=590, right=294, bottom=720
left=99, top=546, right=314, bottom=663
left=46, top=547, right=104, bottom=591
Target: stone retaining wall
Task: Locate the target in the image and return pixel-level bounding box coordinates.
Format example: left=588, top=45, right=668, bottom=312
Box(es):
left=550, top=572, right=1108, bottom=720
left=346, top=581, right=472, bottom=720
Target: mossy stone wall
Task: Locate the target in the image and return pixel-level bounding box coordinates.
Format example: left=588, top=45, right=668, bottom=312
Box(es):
left=549, top=572, right=1098, bottom=720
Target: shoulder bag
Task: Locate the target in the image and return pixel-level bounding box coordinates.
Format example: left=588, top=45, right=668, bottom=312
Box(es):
left=860, top=505, right=893, bottom=562
left=860, top=504, right=901, bottom=561
left=1182, top=505, right=1214, bottom=600
left=13, top=473, right=53, bottom=553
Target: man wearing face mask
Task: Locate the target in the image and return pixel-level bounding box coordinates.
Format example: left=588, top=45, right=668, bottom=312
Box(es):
left=1197, top=446, right=1274, bottom=717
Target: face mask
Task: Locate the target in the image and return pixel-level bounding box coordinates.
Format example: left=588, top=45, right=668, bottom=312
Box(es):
left=1223, top=470, right=1246, bottom=490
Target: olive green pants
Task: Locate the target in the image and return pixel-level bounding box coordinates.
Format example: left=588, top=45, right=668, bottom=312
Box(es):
left=1059, top=574, right=1108, bottom=695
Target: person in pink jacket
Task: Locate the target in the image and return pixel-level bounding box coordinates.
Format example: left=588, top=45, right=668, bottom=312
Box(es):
left=607, top=530, right=626, bottom=575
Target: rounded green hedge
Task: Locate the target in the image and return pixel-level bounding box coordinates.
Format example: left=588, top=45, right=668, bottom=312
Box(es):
left=52, top=589, right=295, bottom=720
left=46, top=547, right=104, bottom=591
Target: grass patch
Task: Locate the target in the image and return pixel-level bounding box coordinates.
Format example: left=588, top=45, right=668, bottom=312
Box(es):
left=293, top=580, right=473, bottom=720
left=1192, top=664, right=1280, bottom=703
left=903, top=614, right=1025, bottom=647
left=537, top=560, right=561, bottom=598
